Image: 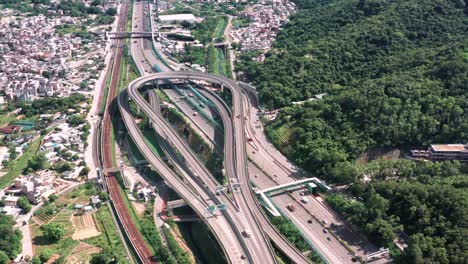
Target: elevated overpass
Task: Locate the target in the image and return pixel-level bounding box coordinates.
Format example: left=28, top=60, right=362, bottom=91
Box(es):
left=120, top=72, right=314, bottom=264
left=119, top=88, right=251, bottom=264
left=98, top=31, right=155, bottom=39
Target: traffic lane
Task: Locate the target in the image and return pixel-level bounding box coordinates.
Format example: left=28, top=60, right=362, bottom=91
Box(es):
left=158, top=88, right=274, bottom=262
left=213, top=88, right=276, bottom=261
left=163, top=88, right=218, bottom=146
left=155, top=73, right=311, bottom=263
left=127, top=86, right=268, bottom=263
left=249, top=163, right=357, bottom=263
left=120, top=91, right=249, bottom=263
left=243, top=89, right=375, bottom=261
left=197, top=85, right=280, bottom=261
left=243, top=95, right=293, bottom=183
left=247, top=101, right=298, bottom=173
left=126, top=15, right=254, bottom=260
left=126, top=74, right=286, bottom=263
left=246, top=111, right=378, bottom=259
left=273, top=194, right=355, bottom=264
left=295, top=193, right=378, bottom=257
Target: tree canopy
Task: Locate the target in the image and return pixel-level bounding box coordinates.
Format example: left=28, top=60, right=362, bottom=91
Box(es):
left=242, top=0, right=468, bottom=262
left=240, top=0, right=467, bottom=109
left=0, top=215, right=22, bottom=259
left=41, top=223, right=65, bottom=241
left=17, top=196, right=32, bottom=214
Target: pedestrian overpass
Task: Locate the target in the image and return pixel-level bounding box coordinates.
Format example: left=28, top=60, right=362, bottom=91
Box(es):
left=97, top=31, right=160, bottom=40
left=255, top=177, right=331, bottom=217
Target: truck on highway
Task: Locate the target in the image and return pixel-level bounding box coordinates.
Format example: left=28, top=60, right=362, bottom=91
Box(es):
left=242, top=229, right=252, bottom=238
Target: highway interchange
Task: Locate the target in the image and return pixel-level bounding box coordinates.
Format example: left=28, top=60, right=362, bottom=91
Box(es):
left=102, top=1, right=388, bottom=264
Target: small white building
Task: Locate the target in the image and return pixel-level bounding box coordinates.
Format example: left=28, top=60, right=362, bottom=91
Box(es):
left=159, top=14, right=195, bottom=24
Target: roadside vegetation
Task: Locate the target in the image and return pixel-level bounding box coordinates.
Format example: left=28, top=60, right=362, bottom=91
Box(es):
left=240, top=0, right=468, bottom=262
left=0, top=135, right=45, bottom=189
left=182, top=15, right=231, bottom=77
left=0, top=214, right=23, bottom=261
left=87, top=204, right=132, bottom=264
left=270, top=216, right=325, bottom=263
left=177, top=222, right=226, bottom=264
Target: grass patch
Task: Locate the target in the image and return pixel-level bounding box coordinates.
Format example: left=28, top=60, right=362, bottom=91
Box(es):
left=0, top=113, right=18, bottom=127
left=86, top=205, right=132, bottom=264
left=31, top=224, right=79, bottom=261
left=126, top=136, right=145, bottom=161
left=0, top=135, right=44, bottom=189
left=163, top=226, right=192, bottom=264
left=142, top=129, right=164, bottom=157
left=30, top=201, right=82, bottom=260
left=100, top=67, right=113, bottom=115
left=213, top=17, right=228, bottom=39
left=269, top=215, right=325, bottom=264
left=275, top=123, right=293, bottom=143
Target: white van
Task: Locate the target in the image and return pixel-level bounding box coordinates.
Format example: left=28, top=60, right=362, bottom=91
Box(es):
left=243, top=229, right=252, bottom=238
left=301, top=197, right=309, bottom=204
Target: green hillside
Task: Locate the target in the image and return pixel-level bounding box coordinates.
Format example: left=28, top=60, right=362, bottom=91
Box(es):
left=240, top=0, right=467, bottom=108
left=241, top=0, right=468, bottom=263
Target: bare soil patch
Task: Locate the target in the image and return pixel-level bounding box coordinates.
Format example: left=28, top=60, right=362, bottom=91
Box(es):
left=72, top=213, right=101, bottom=240
left=356, top=147, right=402, bottom=165
left=66, top=242, right=101, bottom=264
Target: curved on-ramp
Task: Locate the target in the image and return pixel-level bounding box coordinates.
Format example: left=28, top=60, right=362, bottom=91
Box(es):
left=119, top=72, right=312, bottom=264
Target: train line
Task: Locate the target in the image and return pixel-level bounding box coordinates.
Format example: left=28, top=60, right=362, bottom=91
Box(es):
left=98, top=1, right=158, bottom=263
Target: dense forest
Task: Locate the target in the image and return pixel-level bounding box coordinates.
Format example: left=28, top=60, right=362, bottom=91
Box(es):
left=239, top=0, right=467, bottom=108
left=240, top=0, right=468, bottom=263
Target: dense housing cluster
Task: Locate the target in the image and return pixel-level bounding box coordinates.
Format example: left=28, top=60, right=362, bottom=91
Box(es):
left=0, top=11, right=107, bottom=105
left=234, top=0, right=296, bottom=52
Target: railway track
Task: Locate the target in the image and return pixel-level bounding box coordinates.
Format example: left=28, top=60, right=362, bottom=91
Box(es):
left=99, top=1, right=158, bottom=263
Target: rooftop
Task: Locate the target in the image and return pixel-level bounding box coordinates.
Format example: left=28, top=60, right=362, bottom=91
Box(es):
left=159, top=14, right=195, bottom=21
left=430, top=144, right=468, bottom=152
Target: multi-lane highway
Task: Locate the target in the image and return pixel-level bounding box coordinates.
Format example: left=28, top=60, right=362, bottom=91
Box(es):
left=129, top=4, right=281, bottom=263
left=119, top=88, right=250, bottom=263
left=120, top=66, right=318, bottom=264
left=119, top=1, right=385, bottom=263
left=126, top=3, right=257, bottom=263
left=124, top=2, right=317, bottom=263
left=120, top=72, right=278, bottom=264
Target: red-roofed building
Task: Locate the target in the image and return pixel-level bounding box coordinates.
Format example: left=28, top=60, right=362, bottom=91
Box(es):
left=0, top=125, right=23, bottom=134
